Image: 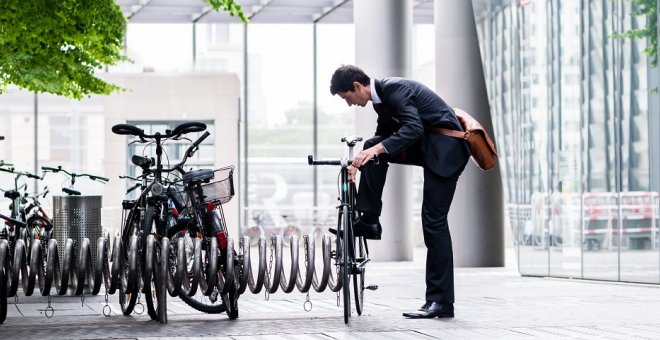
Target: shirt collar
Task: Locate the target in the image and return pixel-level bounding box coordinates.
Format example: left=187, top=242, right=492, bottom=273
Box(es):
left=370, top=79, right=382, bottom=104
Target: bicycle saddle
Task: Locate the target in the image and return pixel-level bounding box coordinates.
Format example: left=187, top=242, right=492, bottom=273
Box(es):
left=3, top=190, right=20, bottom=200
left=182, top=169, right=214, bottom=185
left=131, top=155, right=153, bottom=168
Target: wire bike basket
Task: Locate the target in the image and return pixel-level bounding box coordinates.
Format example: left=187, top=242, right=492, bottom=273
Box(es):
left=201, top=165, right=235, bottom=205
left=52, top=195, right=103, bottom=268
left=168, top=165, right=234, bottom=209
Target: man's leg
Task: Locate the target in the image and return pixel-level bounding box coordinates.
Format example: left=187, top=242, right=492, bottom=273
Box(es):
left=421, top=168, right=459, bottom=304
left=355, top=136, right=389, bottom=217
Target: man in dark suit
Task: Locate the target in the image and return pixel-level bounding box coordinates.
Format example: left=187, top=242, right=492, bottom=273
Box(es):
left=330, top=65, right=470, bottom=319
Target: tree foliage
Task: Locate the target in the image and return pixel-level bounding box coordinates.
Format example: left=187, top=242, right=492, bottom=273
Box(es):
left=0, top=0, right=127, bottom=99
left=612, top=0, right=658, bottom=68
left=0, top=0, right=247, bottom=100
left=207, top=0, right=249, bottom=23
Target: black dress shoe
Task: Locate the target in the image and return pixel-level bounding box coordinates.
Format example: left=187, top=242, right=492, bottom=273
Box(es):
left=328, top=218, right=382, bottom=240
left=403, top=302, right=454, bottom=319
left=418, top=301, right=432, bottom=311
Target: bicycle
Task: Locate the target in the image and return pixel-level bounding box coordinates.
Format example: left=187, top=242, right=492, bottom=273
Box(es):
left=113, top=121, right=240, bottom=321
left=166, top=164, right=238, bottom=318
left=307, top=136, right=376, bottom=323
left=113, top=122, right=212, bottom=322
left=0, top=165, right=46, bottom=269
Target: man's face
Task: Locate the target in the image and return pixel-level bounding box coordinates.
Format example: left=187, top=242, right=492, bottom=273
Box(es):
left=337, top=82, right=370, bottom=107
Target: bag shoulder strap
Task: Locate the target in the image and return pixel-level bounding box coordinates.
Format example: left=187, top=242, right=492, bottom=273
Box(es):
left=425, top=126, right=466, bottom=139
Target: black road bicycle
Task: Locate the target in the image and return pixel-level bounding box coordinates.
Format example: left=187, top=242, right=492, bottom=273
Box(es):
left=308, top=136, right=376, bottom=323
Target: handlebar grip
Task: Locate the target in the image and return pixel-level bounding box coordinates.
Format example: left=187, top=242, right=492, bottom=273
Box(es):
left=171, top=122, right=207, bottom=136
left=112, top=124, right=144, bottom=136
left=192, top=131, right=211, bottom=147
left=41, top=166, right=61, bottom=172
left=27, top=173, right=41, bottom=179
left=307, top=155, right=341, bottom=166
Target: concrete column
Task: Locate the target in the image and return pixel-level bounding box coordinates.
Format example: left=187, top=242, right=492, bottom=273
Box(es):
left=354, top=0, right=413, bottom=261
left=435, top=0, right=504, bottom=266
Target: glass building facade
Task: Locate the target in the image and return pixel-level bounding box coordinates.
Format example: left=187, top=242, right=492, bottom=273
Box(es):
left=476, top=0, right=660, bottom=283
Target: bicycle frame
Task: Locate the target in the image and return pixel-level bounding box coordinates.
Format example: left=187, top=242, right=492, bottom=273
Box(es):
left=308, top=136, right=372, bottom=323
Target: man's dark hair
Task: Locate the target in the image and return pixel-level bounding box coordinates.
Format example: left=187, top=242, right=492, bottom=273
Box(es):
left=330, top=65, right=370, bottom=95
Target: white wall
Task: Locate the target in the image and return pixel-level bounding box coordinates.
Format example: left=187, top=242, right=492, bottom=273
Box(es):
left=102, top=72, right=241, bottom=240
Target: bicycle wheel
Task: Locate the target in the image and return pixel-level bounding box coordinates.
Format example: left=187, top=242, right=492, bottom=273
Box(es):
left=220, top=244, right=239, bottom=320
left=179, top=236, right=226, bottom=314
left=353, top=236, right=365, bottom=315
left=119, top=235, right=139, bottom=316
left=143, top=235, right=159, bottom=321
left=143, top=206, right=168, bottom=323
left=0, top=240, right=7, bottom=324
left=341, top=206, right=351, bottom=324
left=179, top=292, right=227, bottom=314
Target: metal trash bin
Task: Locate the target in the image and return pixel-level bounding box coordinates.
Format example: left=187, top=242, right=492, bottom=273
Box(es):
left=52, top=196, right=103, bottom=268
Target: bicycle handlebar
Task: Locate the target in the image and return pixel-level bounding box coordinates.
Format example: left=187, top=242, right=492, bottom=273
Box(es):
left=162, top=131, right=211, bottom=174
left=192, top=131, right=210, bottom=148
left=0, top=166, right=41, bottom=179
left=112, top=121, right=207, bottom=140
left=308, top=154, right=380, bottom=167
left=0, top=213, right=27, bottom=228
left=171, top=122, right=207, bottom=136
left=41, top=166, right=109, bottom=183
left=112, top=124, right=144, bottom=136
left=308, top=155, right=342, bottom=166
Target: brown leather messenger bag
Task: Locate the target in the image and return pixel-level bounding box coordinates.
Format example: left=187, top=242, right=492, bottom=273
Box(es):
left=425, top=108, right=498, bottom=171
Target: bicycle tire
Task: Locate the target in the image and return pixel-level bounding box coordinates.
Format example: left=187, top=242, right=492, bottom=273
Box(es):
left=179, top=292, right=227, bottom=314
left=143, top=235, right=159, bottom=320
left=220, top=246, right=239, bottom=320
left=221, top=281, right=238, bottom=319
left=354, top=237, right=365, bottom=315
left=119, top=236, right=139, bottom=316
left=0, top=240, right=7, bottom=324
left=178, top=237, right=226, bottom=314
left=341, top=206, right=351, bottom=324
left=157, top=237, right=168, bottom=323
left=142, top=206, right=168, bottom=323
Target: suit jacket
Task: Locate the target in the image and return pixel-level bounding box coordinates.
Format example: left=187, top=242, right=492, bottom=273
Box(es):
left=373, top=78, right=470, bottom=177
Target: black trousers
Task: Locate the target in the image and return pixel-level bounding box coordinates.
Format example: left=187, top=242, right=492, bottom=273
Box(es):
left=356, top=137, right=461, bottom=304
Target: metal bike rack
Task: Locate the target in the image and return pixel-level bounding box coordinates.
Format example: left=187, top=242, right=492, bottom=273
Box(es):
left=0, top=231, right=346, bottom=324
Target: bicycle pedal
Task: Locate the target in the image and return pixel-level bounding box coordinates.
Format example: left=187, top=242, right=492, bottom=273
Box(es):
left=366, top=285, right=378, bottom=291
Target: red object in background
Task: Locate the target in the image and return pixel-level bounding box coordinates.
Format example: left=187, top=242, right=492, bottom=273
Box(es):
left=520, top=0, right=531, bottom=7
left=216, top=231, right=228, bottom=250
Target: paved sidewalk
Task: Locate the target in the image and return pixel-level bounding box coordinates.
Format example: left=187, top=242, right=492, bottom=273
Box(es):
left=2, top=248, right=660, bottom=339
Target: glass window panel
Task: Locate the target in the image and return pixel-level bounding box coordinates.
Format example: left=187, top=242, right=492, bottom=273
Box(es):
left=245, top=24, right=314, bottom=239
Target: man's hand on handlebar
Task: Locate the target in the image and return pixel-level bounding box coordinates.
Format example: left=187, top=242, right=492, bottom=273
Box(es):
left=351, top=143, right=385, bottom=168
left=348, top=165, right=358, bottom=183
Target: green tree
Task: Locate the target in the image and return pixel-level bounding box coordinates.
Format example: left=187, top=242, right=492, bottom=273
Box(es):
left=612, top=0, right=658, bottom=68
left=0, top=0, right=247, bottom=100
